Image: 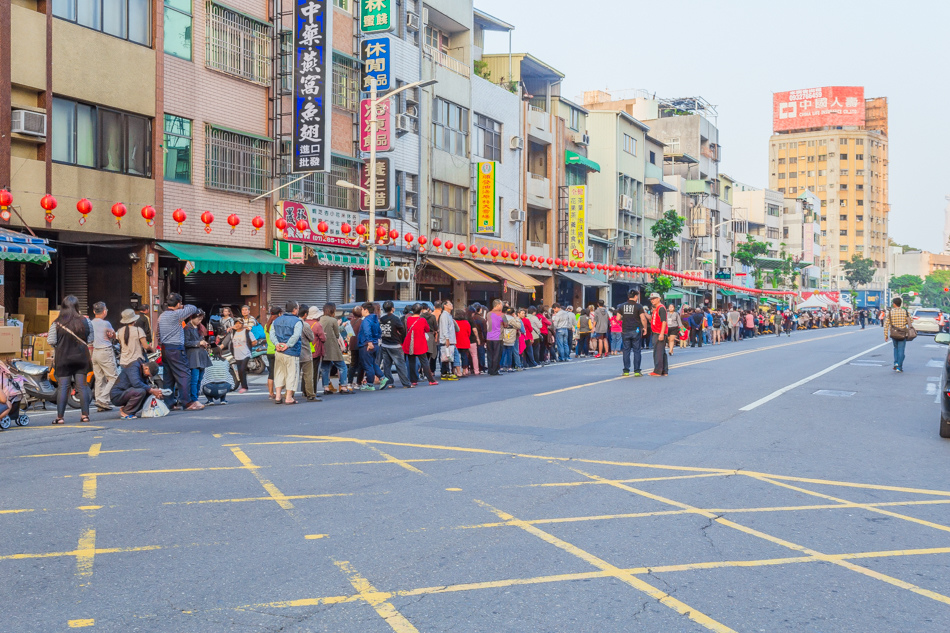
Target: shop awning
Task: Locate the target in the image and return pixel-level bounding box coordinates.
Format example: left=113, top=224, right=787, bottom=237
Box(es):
left=0, top=227, right=55, bottom=263
left=557, top=270, right=608, bottom=288
left=665, top=291, right=684, bottom=300
left=314, top=247, right=389, bottom=269
left=565, top=150, right=601, bottom=173
left=427, top=258, right=496, bottom=283
left=471, top=262, right=542, bottom=293
left=720, top=289, right=736, bottom=296
left=157, top=242, right=286, bottom=275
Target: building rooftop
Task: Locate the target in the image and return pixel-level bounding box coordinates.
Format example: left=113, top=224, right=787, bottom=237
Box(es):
left=473, top=8, right=514, bottom=32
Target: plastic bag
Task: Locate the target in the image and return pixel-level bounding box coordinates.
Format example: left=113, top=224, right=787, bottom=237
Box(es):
left=140, top=395, right=170, bottom=418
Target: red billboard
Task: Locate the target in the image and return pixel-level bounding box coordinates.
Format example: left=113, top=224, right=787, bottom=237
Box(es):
left=773, top=86, right=865, bottom=132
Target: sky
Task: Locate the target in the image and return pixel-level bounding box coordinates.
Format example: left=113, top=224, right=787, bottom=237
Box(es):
left=477, top=0, right=950, bottom=253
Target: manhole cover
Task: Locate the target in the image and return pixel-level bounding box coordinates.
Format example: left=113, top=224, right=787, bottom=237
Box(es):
left=813, top=390, right=856, bottom=397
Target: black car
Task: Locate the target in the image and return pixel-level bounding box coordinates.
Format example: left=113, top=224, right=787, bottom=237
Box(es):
left=939, top=332, right=950, bottom=438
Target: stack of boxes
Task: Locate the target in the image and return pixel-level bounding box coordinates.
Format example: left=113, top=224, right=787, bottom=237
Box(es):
left=0, top=305, right=21, bottom=358
left=14, top=298, right=55, bottom=364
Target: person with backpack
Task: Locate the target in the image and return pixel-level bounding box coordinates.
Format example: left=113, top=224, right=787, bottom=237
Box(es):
left=883, top=297, right=913, bottom=373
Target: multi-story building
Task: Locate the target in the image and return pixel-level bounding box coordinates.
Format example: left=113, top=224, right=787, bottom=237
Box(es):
left=733, top=184, right=784, bottom=257
left=768, top=87, right=889, bottom=291
left=782, top=190, right=823, bottom=289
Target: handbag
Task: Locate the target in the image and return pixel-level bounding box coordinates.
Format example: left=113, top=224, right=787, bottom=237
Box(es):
left=889, top=308, right=917, bottom=341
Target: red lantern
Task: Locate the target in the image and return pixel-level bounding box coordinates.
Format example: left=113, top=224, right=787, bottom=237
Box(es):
left=111, top=202, right=127, bottom=227
left=480, top=246, right=489, bottom=256
left=355, top=224, right=367, bottom=236
left=444, top=240, right=454, bottom=251
left=520, top=254, right=528, bottom=263
left=490, top=248, right=499, bottom=258
left=200, top=211, right=214, bottom=234
left=569, top=260, right=577, bottom=268
left=432, top=237, right=442, bottom=250
left=312, top=221, right=326, bottom=234
left=500, top=250, right=509, bottom=259
left=470, top=244, right=479, bottom=255
left=389, top=229, right=400, bottom=241
left=554, top=258, right=562, bottom=266
left=376, top=225, right=387, bottom=239
left=510, top=252, right=519, bottom=261
left=77, top=198, right=93, bottom=225
left=457, top=243, right=466, bottom=253
left=227, top=213, right=240, bottom=234
left=529, top=255, right=537, bottom=263
left=41, top=194, right=57, bottom=222
left=0, top=189, right=11, bottom=207
left=404, top=233, right=414, bottom=244
left=275, top=217, right=288, bottom=232
left=546, top=257, right=554, bottom=266
left=417, top=235, right=426, bottom=246
left=141, top=205, right=156, bottom=227
left=251, top=215, right=264, bottom=234
left=172, top=208, right=187, bottom=234
left=296, top=218, right=309, bottom=233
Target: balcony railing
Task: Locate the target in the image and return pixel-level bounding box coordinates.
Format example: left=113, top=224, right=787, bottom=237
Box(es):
left=424, top=46, right=471, bottom=78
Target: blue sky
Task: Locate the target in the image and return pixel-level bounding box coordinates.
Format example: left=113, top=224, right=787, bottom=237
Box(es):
left=477, top=0, right=950, bottom=253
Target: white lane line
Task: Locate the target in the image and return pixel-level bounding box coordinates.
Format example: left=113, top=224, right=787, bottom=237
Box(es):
left=739, top=342, right=889, bottom=412
left=926, top=383, right=938, bottom=396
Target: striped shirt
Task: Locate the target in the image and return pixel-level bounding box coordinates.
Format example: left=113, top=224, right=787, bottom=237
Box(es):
left=200, top=359, right=235, bottom=389
left=156, top=305, right=198, bottom=347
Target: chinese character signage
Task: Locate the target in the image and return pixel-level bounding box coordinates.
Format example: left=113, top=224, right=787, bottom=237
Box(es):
left=292, top=0, right=332, bottom=173
left=475, top=162, right=496, bottom=234
left=681, top=269, right=706, bottom=288
left=568, top=185, right=586, bottom=262
left=361, top=37, right=390, bottom=91
left=360, top=218, right=392, bottom=243
left=773, top=86, right=865, bottom=133
left=359, top=97, right=394, bottom=152
left=360, top=0, right=393, bottom=33
left=359, top=157, right=395, bottom=211
left=279, top=201, right=359, bottom=247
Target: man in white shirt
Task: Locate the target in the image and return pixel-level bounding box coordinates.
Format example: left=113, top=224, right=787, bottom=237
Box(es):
left=91, top=302, right=117, bottom=411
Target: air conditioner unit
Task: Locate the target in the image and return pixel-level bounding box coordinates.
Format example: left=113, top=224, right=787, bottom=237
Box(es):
left=619, top=194, right=633, bottom=211
left=509, top=136, right=524, bottom=150
left=509, top=209, right=525, bottom=222
left=11, top=110, right=46, bottom=137
left=403, top=104, right=418, bottom=118
left=571, top=131, right=589, bottom=146
left=396, top=114, right=412, bottom=132
left=406, top=13, right=420, bottom=31
left=386, top=264, right=413, bottom=283
left=430, top=217, right=442, bottom=231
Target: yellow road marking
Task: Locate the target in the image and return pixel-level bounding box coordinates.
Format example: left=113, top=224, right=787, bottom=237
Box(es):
left=360, top=444, right=427, bottom=475
left=304, top=534, right=327, bottom=540
left=318, top=458, right=455, bottom=467
left=535, top=331, right=854, bottom=396
left=334, top=560, right=420, bottom=633
left=87, top=443, right=101, bottom=459
left=70, top=466, right=253, bottom=478
left=75, top=528, right=96, bottom=580
left=740, top=471, right=950, bottom=498
left=511, top=472, right=730, bottom=488
left=229, top=447, right=294, bottom=511
left=77, top=505, right=102, bottom=511
left=7, top=448, right=147, bottom=459
left=223, top=439, right=347, bottom=446
left=82, top=476, right=97, bottom=501
left=0, top=508, right=33, bottom=515
left=212, top=433, right=222, bottom=438
left=445, top=488, right=462, bottom=491
left=68, top=619, right=95, bottom=628
left=474, top=500, right=737, bottom=633
left=456, top=509, right=689, bottom=530
left=163, top=492, right=354, bottom=506
left=569, top=467, right=950, bottom=607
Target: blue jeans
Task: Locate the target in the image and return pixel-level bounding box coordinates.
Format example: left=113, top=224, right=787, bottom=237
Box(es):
left=610, top=332, right=622, bottom=352
left=189, top=368, right=205, bottom=403
left=360, top=347, right=383, bottom=382
left=555, top=329, right=570, bottom=361
left=621, top=331, right=642, bottom=373
left=892, top=339, right=906, bottom=370
left=477, top=345, right=487, bottom=370
left=321, top=359, right=348, bottom=386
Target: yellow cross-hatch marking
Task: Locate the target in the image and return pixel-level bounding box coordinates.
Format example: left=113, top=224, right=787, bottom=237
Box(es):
left=87, top=443, right=101, bottom=459
left=229, top=447, right=294, bottom=510
left=67, top=619, right=95, bottom=628
left=334, top=560, right=420, bottom=633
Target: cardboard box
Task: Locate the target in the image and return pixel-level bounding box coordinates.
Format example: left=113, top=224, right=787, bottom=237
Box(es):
left=0, top=326, right=22, bottom=354
left=10, top=313, right=25, bottom=325
left=18, top=297, right=49, bottom=316
left=48, top=310, right=60, bottom=323
left=30, top=315, right=51, bottom=334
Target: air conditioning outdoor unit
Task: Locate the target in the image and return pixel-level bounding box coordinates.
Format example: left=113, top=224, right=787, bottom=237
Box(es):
left=509, top=209, right=525, bottom=222
left=571, top=132, right=589, bottom=146
left=11, top=110, right=46, bottom=137
left=619, top=194, right=633, bottom=211
left=396, top=114, right=412, bottom=132
left=430, top=217, right=442, bottom=231
left=406, top=13, right=420, bottom=30
left=509, top=136, right=524, bottom=150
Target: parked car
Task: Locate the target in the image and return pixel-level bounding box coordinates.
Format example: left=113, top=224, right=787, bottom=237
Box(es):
left=911, top=308, right=942, bottom=334
left=937, top=332, right=950, bottom=438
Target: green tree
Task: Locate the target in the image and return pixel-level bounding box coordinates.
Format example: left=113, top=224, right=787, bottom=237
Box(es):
left=920, top=271, right=950, bottom=308
left=650, top=210, right=685, bottom=269
left=889, top=274, right=924, bottom=296
left=648, top=274, right=673, bottom=298
left=732, top=236, right=769, bottom=288
left=842, top=254, right=875, bottom=291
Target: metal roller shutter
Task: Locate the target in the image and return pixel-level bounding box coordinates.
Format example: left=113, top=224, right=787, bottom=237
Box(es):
left=327, top=270, right=345, bottom=304
left=268, top=265, right=330, bottom=309
left=182, top=273, right=243, bottom=310
left=63, top=257, right=89, bottom=314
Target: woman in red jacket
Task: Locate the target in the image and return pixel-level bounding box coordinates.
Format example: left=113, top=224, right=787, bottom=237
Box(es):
left=403, top=303, right=438, bottom=386
left=455, top=309, right=472, bottom=376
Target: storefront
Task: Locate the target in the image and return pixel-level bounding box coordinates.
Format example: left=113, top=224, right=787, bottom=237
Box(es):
left=421, top=257, right=496, bottom=306
left=556, top=271, right=606, bottom=309
left=469, top=262, right=544, bottom=306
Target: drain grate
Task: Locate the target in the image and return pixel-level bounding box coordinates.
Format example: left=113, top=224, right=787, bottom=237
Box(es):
left=813, top=390, right=856, bottom=397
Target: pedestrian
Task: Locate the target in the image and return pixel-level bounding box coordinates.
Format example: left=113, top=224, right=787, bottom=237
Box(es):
left=551, top=303, right=573, bottom=362
left=454, top=310, right=473, bottom=376
left=358, top=301, right=384, bottom=390
left=404, top=303, right=437, bottom=386
left=304, top=306, right=326, bottom=397
left=576, top=309, right=591, bottom=357
left=470, top=304, right=487, bottom=374
left=608, top=309, right=622, bottom=355
left=859, top=308, right=867, bottom=329
left=688, top=306, right=705, bottom=348
left=347, top=305, right=365, bottom=389
left=379, top=300, right=410, bottom=388
left=225, top=318, right=257, bottom=393
left=501, top=307, right=521, bottom=371
left=48, top=295, right=93, bottom=424
left=240, top=304, right=258, bottom=328
left=133, top=303, right=153, bottom=350
left=519, top=308, right=537, bottom=368
left=438, top=300, right=458, bottom=380
left=297, top=303, right=317, bottom=401
left=528, top=307, right=543, bottom=364
left=184, top=311, right=212, bottom=405
left=712, top=309, right=723, bottom=344
left=156, top=294, right=202, bottom=410
left=727, top=305, right=740, bottom=343
left=883, top=297, right=912, bottom=373
left=592, top=300, right=609, bottom=358
left=538, top=307, right=553, bottom=364
left=486, top=299, right=505, bottom=375
left=743, top=310, right=755, bottom=339
left=116, top=308, right=149, bottom=367
left=264, top=306, right=281, bottom=399
left=319, top=303, right=353, bottom=395
left=648, top=293, right=669, bottom=376
left=111, top=360, right=162, bottom=419
left=200, top=356, right=234, bottom=405
left=270, top=300, right=303, bottom=404
left=618, top=289, right=649, bottom=377
left=90, top=301, right=118, bottom=412
left=666, top=304, right=682, bottom=355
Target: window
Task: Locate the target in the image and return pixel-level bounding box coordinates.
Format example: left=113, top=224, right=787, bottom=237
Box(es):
left=840, top=199, right=847, bottom=207
left=840, top=245, right=849, bottom=252
left=206, top=2, right=270, bottom=85
left=779, top=142, right=787, bottom=149
left=807, top=170, right=814, bottom=177
left=857, top=199, right=864, bottom=206
left=278, top=151, right=358, bottom=211
left=818, top=154, right=827, bottom=161
left=778, top=158, right=785, bottom=165
left=855, top=139, right=863, bottom=145
left=855, top=154, right=864, bottom=161
left=568, top=108, right=580, bottom=132
left=840, top=184, right=848, bottom=190
left=839, top=153, right=848, bottom=160
left=205, top=125, right=269, bottom=195
left=807, top=140, right=816, bottom=147
left=163, top=114, right=191, bottom=183
left=777, top=188, right=785, bottom=193
left=53, top=0, right=150, bottom=45
left=623, top=134, right=637, bottom=155
left=431, top=181, right=467, bottom=235
left=839, top=214, right=847, bottom=221
left=778, top=173, right=786, bottom=180
left=818, top=169, right=826, bottom=176
left=856, top=170, right=865, bottom=176
left=473, top=114, right=501, bottom=161
left=807, top=156, right=815, bottom=162
left=783, top=227, right=789, bottom=239
left=278, top=31, right=292, bottom=93
left=432, top=97, right=468, bottom=157
left=164, top=0, right=191, bottom=58
left=788, top=187, right=797, bottom=193
left=666, top=138, right=680, bottom=153
left=424, top=26, right=448, bottom=53
left=856, top=230, right=864, bottom=237
left=820, top=200, right=827, bottom=207
left=332, top=55, right=360, bottom=111
left=52, top=97, right=151, bottom=176
left=649, top=151, right=656, bottom=165
left=856, top=215, right=864, bottom=222
left=839, top=138, right=848, bottom=144
left=789, top=157, right=797, bottom=164
left=767, top=227, right=780, bottom=239
left=788, top=171, right=797, bottom=179
left=840, top=169, right=848, bottom=176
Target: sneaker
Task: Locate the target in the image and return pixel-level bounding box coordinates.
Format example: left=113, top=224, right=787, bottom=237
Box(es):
left=205, top=400, right=214, bottom=406
left=634, top=372, right=643, bottom=377
left=428, top=381, right=439, bottom=386
left=359, top=384, right=376, bottom=392
left=238, top=388, right=247, bottom=394
left=410, top=382, right=418, bottom=387
left=444, top=374, right=459, bottom=381
left=379, top=377, right=391, bottom=390
left=649, top=372, right=662, bottom=377
left=622, top=370, right=630, bottom=377
left=218, top=400, right=228, bottom=405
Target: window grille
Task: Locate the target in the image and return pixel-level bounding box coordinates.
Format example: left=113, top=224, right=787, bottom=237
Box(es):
left=206, top=2, right=270, bottom=85
left=206, top=126, right=270, bottom=195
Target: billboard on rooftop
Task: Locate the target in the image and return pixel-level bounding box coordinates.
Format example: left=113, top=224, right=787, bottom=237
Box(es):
left=773, top=86, right=865, bottom=132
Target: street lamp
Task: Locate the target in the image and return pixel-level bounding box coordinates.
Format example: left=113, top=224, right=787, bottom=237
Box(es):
left=336, top=77, right=437, bottom=303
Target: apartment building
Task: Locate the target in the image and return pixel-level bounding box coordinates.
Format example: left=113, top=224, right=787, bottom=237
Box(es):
left=782, top=190, right=823, bottom=290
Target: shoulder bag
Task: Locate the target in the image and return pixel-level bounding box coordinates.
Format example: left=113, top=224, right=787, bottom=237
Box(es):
left=889, top=308, right=917, bottom=341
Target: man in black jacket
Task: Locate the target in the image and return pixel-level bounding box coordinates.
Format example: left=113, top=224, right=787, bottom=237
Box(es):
left=378, top=300, right=410, bottom=388
left=110, top=360, right=162, bottom=418
left=617, top=290, right=650, bottom=377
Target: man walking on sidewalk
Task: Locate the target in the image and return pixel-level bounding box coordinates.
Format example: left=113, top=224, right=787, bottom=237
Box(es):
left=618, top=290, right=649, bottom=377
left=649, top=293, right=669, bottom=376
left=91, top=302, right=117, bottom=411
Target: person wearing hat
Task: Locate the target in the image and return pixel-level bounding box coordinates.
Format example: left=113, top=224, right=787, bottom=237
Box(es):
left=117, top=308, right=150, bottom=368
left=648, top=293, right=669, bottom=376
left=110, top=359, right=162, bottom=419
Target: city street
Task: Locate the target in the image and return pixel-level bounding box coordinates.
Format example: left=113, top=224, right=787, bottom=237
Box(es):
left=3, top=326, right=950, bottom=632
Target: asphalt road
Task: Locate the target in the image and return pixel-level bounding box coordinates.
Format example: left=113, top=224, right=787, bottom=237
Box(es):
left=3, top=324, right=950, bottom=633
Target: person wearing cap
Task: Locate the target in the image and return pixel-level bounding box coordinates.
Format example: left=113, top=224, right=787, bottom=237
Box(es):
left=110, top=359, right=162, bottom=419
left=648, top=293, right=669, bottom=376
left=116, top=308, right=150, bottom=368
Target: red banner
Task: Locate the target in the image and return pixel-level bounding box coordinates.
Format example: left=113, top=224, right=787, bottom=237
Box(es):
left=773, top=86, right=865, bottom=132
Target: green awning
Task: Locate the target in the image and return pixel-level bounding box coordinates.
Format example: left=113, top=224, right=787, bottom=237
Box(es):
left=565, top=150, right=601, bottom=173
left=0, top=252, right=51, bottom=263
left=158, top=242, right=286, bottom=275
left=665, top=291, right=684, bottom=300
left=720, top=289, right=736, bottom=296
left=314, top=247, right=389, bottom=269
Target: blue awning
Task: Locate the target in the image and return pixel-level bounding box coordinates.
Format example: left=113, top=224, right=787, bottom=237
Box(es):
left=0, top=227, right=55, bottom=263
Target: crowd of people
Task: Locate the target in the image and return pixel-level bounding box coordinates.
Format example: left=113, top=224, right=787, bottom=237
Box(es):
left=37, top=289, right=871, bottom=422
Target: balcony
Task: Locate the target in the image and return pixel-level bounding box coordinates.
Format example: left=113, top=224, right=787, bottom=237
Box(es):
left=527, top=107, right=553, bottom=145
left=527, top=173, right=552, bottom=208
left=424, top=46, right=470, bottom=78
left=685, top=179, right=712, bottom=195
left=526, top=242, right=551, bottom=260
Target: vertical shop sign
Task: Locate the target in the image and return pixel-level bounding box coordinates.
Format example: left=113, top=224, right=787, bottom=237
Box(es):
left=568, top=185, right=587, bottom=262
left=360, top=37, right=390, bottom=92
left=359, top=157, right=394, bottom=211
left=359, top=97, right=394, bottom=152
left=359, top=0, right=393, bottom=33
left=475, top=162, right=497, bottom=234
left=292, top=0, right=332, bottom=173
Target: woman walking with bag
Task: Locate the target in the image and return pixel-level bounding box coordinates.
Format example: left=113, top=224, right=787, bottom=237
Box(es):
left=48, top=296, right=93, bottom=424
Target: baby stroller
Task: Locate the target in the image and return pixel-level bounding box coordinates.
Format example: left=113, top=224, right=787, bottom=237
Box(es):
left=0, top=361, right=30, bottom=430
